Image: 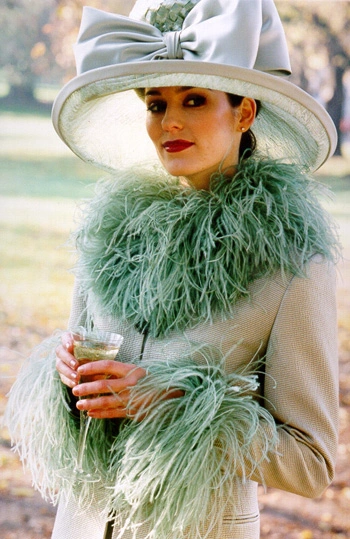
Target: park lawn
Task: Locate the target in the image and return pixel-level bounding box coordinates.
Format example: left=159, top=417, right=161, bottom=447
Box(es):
left=0, top=156, right=98, bottom=199
left=0, top=112, right=103, bottom=334
left=0, top=197, right=76, bottom=333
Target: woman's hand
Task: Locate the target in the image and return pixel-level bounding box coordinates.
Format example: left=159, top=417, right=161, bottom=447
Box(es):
left=72, top=361, right=183, bottom=419
left=56, top=332, right=80, bottom=388
left=72, top=360, right=147, bottom=419
left=56, top=332, right=183, bottom=419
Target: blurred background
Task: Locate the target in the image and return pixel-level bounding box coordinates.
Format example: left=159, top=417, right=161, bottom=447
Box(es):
left=0, top=1, right=349, bottom=538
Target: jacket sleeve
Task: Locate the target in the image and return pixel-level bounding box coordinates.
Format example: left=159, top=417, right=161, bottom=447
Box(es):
left=252, top=255, right=339, bottom=497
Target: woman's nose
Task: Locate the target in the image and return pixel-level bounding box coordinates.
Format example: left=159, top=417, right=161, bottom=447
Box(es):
left=161, top=106, right=183, bottom=131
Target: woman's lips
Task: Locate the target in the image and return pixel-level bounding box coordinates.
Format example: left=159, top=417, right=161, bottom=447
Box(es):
left=162, top=140, right=194, bottom=153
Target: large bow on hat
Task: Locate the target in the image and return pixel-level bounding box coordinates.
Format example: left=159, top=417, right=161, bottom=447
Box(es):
left=75, top=0, right=291, bottom=77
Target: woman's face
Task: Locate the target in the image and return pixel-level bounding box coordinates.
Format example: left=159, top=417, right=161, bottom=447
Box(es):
left=145, top=86, right=255, bottom=190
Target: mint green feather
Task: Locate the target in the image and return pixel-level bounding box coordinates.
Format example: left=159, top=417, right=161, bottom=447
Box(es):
left=74, top=159, right=339, bottom=338
left=4, top=333, right=116, bottom=510
left=5, top=338, right=278, bottom=539
left=107, top=350, right=278, bottom=539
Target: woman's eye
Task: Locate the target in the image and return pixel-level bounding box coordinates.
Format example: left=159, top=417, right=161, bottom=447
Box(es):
left=185, top=95, right=206, bottom=107
left=146, top=101, right=166, bottom=113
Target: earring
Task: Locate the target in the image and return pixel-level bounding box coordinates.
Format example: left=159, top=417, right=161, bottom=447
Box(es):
left=240, top=127, right=245, bottom=132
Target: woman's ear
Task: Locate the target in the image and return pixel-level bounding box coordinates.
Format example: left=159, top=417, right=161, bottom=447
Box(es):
left=237, top=98, right=257, bottom=132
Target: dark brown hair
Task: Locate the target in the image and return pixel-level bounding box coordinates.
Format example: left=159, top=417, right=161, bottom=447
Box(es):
left=227, top=94, right=261, bottom=159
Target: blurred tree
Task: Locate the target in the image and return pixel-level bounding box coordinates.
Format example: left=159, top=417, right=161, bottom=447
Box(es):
left=276, top=0, right=350, bottom=155
left=0, top=0, right=57, bottom=106
left=0, top=0, right=136, bottom=107
left=49, top=1, right=136, bottom=81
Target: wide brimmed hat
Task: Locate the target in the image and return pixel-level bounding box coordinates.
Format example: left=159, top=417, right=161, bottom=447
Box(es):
left=52, top=0, right=337, bottom=173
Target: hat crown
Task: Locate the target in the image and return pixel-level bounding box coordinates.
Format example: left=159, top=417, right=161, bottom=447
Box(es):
left=77, top=0, right=292, bottom=76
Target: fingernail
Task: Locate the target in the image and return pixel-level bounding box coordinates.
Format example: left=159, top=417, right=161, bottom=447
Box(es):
left=71, top=372, right=78, bottom=380
left=70, top=360, right=76, bottom=368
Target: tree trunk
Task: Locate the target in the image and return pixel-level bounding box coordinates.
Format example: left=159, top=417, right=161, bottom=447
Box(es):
left=5, top=84, right=36, bottom=106
left=326, top=66, right=345, bottom=156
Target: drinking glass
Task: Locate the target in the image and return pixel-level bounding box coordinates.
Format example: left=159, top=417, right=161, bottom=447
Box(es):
left=71, top=327, right=124, bottom=482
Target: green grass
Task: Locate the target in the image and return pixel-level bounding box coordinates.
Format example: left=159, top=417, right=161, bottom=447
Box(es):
left=0, top=111, right=101, bottom=199
left=0, top=111, right=100, bottom=332
left=0, top=222, right=74, bottom=331
left=0, top=197, right=77, bottom=332
left=0, top=157, right=98, bottom=199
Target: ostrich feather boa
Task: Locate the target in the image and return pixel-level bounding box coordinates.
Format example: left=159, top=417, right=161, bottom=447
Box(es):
left=74, top=158, right=338, bottom=338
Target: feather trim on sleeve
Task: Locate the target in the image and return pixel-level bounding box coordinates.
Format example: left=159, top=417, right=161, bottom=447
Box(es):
left=107, top=348, right=278, bottom=539
left=4, top=333, right=116, bottom=509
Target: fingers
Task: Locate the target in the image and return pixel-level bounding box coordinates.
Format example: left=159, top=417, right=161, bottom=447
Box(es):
left=77, top=393, right=124, bottom=410
left=56, top=343, right=184, bottom=420
left=71, top=362, right=148, bottom=419
left=76, top=394, right=129, bottom=419
left=76, top=360, right=145, bottom=380
left=70, top=361, right=147, bottom=418
left=72, top=362, right=146, bottom=397
left=55, top=332, right=80, bottom=388
left=77, top=389, right=146, bottom=420
left=88, top=408, right=129, bottom=419
left=62, top=331, right=74, bottom=354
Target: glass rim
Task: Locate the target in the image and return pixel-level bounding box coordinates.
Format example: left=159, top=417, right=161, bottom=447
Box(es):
left=70, top=326, right=124, bottom=346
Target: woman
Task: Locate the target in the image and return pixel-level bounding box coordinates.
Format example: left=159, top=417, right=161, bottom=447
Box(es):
left=5, top=1, right=340, bottom=539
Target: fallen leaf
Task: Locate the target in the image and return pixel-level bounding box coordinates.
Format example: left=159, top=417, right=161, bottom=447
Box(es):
left=299, top=531, right=313, bottom=539
left=10, top=487, right=35, bottom=498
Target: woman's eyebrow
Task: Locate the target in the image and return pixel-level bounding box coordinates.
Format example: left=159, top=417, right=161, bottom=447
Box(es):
left=175, top=86, right=195, bottom=93
left=145, top=86, right=196, bottom=97
left=144, top=89, right=161, bottom=97
left=174, top=87, right=214, bottom=94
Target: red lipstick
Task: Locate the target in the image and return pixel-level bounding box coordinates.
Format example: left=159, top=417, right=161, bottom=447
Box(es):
left=163, top=140, right=194, bottom=153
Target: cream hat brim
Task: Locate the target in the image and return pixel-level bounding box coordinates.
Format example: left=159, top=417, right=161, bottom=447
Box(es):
left=52, top=60, right=337, bottom=173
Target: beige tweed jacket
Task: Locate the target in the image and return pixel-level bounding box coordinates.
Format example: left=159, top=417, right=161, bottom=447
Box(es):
left=51, top=254, right=338, bottom=539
